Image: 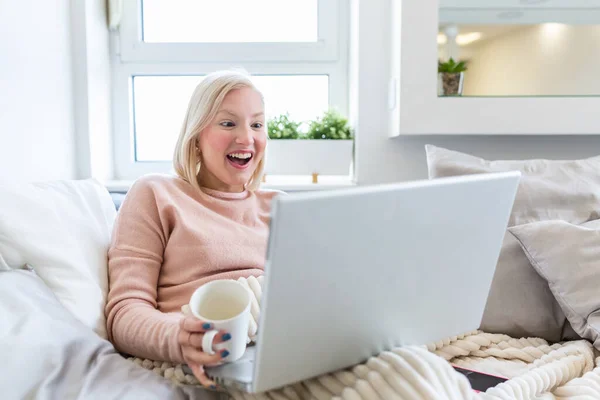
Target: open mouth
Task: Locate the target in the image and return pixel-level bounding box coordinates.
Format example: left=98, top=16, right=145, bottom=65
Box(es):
left=226, top=152, right=253, bottom=168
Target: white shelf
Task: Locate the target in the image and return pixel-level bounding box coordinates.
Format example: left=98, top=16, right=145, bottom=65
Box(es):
left=262, top=175, right=355, bottom=192
left=388, top=0, right=600, bottom=136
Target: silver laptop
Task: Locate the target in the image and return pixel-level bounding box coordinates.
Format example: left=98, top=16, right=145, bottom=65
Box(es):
left=193, top=171, right=520, bottom=393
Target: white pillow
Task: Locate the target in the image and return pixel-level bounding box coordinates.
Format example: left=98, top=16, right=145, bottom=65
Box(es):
left=0, top=179, right=116, bottom=338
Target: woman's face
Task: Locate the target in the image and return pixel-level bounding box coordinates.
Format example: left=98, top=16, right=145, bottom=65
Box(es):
left=197, top=87, right=266, bottom=193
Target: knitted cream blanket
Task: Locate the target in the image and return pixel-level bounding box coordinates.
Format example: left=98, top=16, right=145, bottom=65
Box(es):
left=128, top=276, right=600, bottom=399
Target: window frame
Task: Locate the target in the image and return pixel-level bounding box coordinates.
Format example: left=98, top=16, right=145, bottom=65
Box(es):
left=111, top=0, right=349, bottom=180
left=118, top=0, right=341, bottom=63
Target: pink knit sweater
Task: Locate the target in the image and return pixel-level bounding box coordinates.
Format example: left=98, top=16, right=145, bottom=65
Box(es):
left=105, top=174, right=281, bottom=363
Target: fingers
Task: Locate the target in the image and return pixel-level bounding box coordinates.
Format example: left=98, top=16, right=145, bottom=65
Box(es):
left=188, top=362, right=218, bottom=390
left=179, top=317, right=232, bottom=342
left=178, top=315, right=233, bottom=370
left=180, top=316, right=213, bottom=333
left=186, top=330, right=231, bottom=348
left=181, top=344, right=224, bottom=365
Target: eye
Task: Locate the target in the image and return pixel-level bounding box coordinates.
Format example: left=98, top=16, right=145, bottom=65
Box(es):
left=252, top=122, right=264, bottom=129
left=220, top=121, right=235, bottom=127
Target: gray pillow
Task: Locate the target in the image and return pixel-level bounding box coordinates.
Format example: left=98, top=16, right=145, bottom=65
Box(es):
left=509, top=219, right=600, bottom=349
left=425, top=144, right=600, bottom=227
left=425, top=145, right=600, bottom=341
left=479, top=232, right=565, bottom=340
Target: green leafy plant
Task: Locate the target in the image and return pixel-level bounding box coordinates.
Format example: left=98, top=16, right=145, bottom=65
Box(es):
left=305, top=109, right=353, bottom=140
left=267, top=113, right=301, bottom=139
left=438, top=57, right=468, bottom=74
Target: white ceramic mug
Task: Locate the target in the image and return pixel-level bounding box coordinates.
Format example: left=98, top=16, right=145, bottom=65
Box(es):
left=188, top=279, right=252, bottom=362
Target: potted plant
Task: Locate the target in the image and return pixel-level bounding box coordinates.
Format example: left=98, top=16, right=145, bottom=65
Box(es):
left=438, top=58, right=467, bottom=96
left=265, top=110, right=354, bottom=180
left=266, top=113, right=301, bottom=140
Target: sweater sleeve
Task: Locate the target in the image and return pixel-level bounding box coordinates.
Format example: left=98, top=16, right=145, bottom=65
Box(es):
left=105, top=178, right=185, bottom=364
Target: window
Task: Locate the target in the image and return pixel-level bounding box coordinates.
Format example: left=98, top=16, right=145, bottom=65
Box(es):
left=133, top=75, right=329, bottom=162
left=111, top=0, right=349, bottom=180
left=141, top=1, right=319, bottom=44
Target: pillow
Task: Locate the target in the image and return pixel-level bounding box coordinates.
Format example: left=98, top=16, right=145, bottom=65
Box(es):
left=0, top=179, right=116, bottom=338
left=425, top=144, right=600, bottom=227
left=479, top=232, right=565, bottom=340
left=509, top=219, right=600, bottom=349
left=425, top=145, right=600, bottom=341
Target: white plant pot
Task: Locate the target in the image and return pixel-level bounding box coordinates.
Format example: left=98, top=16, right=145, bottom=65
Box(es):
left=264, top=140, right=354, bottom=176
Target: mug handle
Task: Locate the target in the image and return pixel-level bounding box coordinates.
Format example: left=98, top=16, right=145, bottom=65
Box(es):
left=202, top=330, right=218, bottom=355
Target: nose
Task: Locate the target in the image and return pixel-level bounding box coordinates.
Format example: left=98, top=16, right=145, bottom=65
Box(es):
left=235, top=125, right=254, bottom=145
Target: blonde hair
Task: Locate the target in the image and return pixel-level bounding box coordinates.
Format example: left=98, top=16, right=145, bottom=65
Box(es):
left=173, top=69, right=266, bottom=192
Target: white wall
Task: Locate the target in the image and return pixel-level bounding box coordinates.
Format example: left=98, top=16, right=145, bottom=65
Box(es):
left=354, top=0, right=600, bottom=184
left=0, top=0, right=76, bottom=183
left=463, top=25, right=600, bottom=96
left=71, top=0, right=113, bottom=181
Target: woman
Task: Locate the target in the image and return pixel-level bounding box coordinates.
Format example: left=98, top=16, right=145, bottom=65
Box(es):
left=105, top=69, right=281, bottom=388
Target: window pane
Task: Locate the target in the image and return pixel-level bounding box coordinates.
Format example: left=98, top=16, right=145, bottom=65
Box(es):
left=132, top=75, right=329, bottom=162
left=142, top=0, right=318, bottom=43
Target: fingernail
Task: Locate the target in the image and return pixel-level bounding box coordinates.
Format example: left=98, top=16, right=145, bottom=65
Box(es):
left=222, top=333, right=231, bottom=341
left=221, top=350, right=230, bottom=358
left=202, top=323, right=211, bottom=329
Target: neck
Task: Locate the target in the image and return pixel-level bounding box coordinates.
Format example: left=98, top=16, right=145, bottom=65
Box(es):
left=197, top=171, right=245, bottom=193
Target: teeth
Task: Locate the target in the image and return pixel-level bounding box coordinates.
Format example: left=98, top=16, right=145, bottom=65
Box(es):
left=228, top=153, right=252, bottom=159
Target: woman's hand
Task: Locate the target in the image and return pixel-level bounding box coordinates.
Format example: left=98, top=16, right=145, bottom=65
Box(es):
left=178, top=316, right=231, bottom=389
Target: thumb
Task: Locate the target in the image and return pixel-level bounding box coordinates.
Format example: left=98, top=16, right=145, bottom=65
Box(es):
left=188, top=362, right=217, bottom=389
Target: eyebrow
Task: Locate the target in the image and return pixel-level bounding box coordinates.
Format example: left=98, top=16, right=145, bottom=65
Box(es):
left=218, top=110, right=264, bottom=118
